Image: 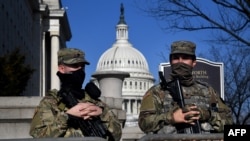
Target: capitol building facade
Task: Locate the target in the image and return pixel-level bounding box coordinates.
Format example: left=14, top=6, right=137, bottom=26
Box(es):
left=93, top=4, right=155, bottom=127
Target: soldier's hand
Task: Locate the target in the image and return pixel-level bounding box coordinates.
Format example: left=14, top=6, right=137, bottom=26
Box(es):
left=184, top=104, right=211, bottom=122
left=183, top=105, right=200, bottom=123
left=196, top=107, right=211, bottom=121
left=79, top=102, right=103, bottom=119
left=66, top=102, right=103, bottom=119
left=172, top=106, right=200, bottom=125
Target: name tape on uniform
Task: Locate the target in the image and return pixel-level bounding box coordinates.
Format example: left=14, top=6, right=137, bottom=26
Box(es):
left=224, top=125, right=250, bottom=140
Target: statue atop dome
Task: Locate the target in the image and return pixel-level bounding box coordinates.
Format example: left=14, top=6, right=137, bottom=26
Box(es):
left=118, top=3, right=126, bottom=24
left=121, top=3, right=124, bottom=16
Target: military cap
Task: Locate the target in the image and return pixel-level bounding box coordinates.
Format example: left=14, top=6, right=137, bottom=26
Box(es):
left=58, top=48, right=90, bottom=65
left=170, top=40, right=196, bottom=56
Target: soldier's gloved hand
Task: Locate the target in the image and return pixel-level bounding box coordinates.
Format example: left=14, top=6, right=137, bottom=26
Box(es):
left=182, top=104, right=199, bottom=120
left=183, top=104, right=211, bottom=122
left=197, top=107, right=211, bottom=121
left=209, top=111, right=224, bottom=132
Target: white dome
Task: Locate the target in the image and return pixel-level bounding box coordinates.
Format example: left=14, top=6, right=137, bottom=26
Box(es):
left=96, top=5, right=152, bottom=79
left=94, top=3, right=155, bottom=127
left=95, top=3, right=154, bottom=85
left=96, top=40, right=150, bottom=74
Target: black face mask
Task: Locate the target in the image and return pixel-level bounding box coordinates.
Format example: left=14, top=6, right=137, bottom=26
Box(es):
left=57, top=68, right=85, bottom=90
left=170, top=63, right=194, bottom=86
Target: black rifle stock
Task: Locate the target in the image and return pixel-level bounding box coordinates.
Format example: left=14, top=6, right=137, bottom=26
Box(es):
left=59, top=83, right=107, bottom=138
left=159, top=71, right=202, bottom=133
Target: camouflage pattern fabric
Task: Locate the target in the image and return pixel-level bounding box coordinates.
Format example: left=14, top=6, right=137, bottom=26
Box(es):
left=138, top=81, right=233, bottom=134
left=58, top=48, right=90, bottom=65
left=29, top=89, right=121, bottom=141
left=170, top=40, right=196, bottom=56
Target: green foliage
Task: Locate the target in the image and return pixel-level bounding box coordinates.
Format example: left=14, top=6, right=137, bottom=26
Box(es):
left=0, top=48, right=35, bottom=96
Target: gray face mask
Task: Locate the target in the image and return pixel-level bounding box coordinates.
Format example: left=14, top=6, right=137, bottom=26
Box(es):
left=170, top=63, right=194, bottom=86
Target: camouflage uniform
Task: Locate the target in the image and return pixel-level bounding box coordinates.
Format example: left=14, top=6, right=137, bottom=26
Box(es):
left=29, top=48, right=122, bottom=141
left=138, top=41, right=233, bottom=134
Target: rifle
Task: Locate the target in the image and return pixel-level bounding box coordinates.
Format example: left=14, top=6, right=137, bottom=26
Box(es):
left=159, top=71, right=202, bottom=133
left=58, top=82, right=107, bottom=138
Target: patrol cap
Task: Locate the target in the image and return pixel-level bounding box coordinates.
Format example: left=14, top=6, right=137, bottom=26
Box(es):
left=58, top=48, right=90, bottom=65
left=170, top=40, right=196, bottom=56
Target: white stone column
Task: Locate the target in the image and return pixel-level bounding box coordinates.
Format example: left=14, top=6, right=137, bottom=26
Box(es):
left=92, top=71, right=129, bottom=109
left=41, top=32, right=46, bottom=96
left=128, top=99, right=131, bottom=114
left=92, top=71, right=129, bottom=98
left=50, top=35, right=60, bottom=90
left=135, top=99, right=138, bottom=114
left=122, top=100, right=125, bottom=111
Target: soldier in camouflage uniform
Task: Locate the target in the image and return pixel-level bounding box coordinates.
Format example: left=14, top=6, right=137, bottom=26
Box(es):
left=138, top=40, right=233, bottom=134
left=30, top=48, right=121, bottom=141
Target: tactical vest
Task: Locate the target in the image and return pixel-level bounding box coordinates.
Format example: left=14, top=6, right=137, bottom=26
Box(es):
left=158, top=81, right=216, bottom=134
left=47, top=89, right=94, bottom=137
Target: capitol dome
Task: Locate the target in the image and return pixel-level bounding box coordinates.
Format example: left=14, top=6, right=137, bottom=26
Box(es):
left=96, top=4, right=154, bottom=81
left=96, top=36, right=152, bottom=77
left=95, top=3, right=155, bottom=127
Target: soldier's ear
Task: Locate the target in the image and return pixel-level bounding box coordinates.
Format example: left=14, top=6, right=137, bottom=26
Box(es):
left=192, top=60, right=196, bottom=67
left=58, top=64, right=66, bottom=73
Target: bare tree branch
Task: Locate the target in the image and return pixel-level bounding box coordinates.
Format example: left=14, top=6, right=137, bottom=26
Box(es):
left=209, top=46, right=250, bottom=124
left=135, top=0, right=250, bottom=47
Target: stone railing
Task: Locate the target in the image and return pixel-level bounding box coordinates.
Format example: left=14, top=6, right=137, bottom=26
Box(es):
left=0, top=137, right=106, bottom=141
left=0, top=97, right=42, bottom=139
left=138, top=133, right=224, bottom=141
left=0, top=96, right=126, bottom=139
left=0, top=97, right=224, bottom=141
left=0, top=134, right=224, bottom=141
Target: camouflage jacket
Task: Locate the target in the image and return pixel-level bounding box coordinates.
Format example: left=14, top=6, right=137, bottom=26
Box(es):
left=29, top=89, right=121, bottom=141
left=138, top=81, right=233, bottom=134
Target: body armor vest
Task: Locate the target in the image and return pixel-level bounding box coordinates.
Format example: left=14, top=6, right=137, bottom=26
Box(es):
left=158, top=81, right=214, bottom=134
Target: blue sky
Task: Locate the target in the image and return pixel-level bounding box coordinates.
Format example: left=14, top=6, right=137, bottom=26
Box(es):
left=61, top=0, right=210, bottom=85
